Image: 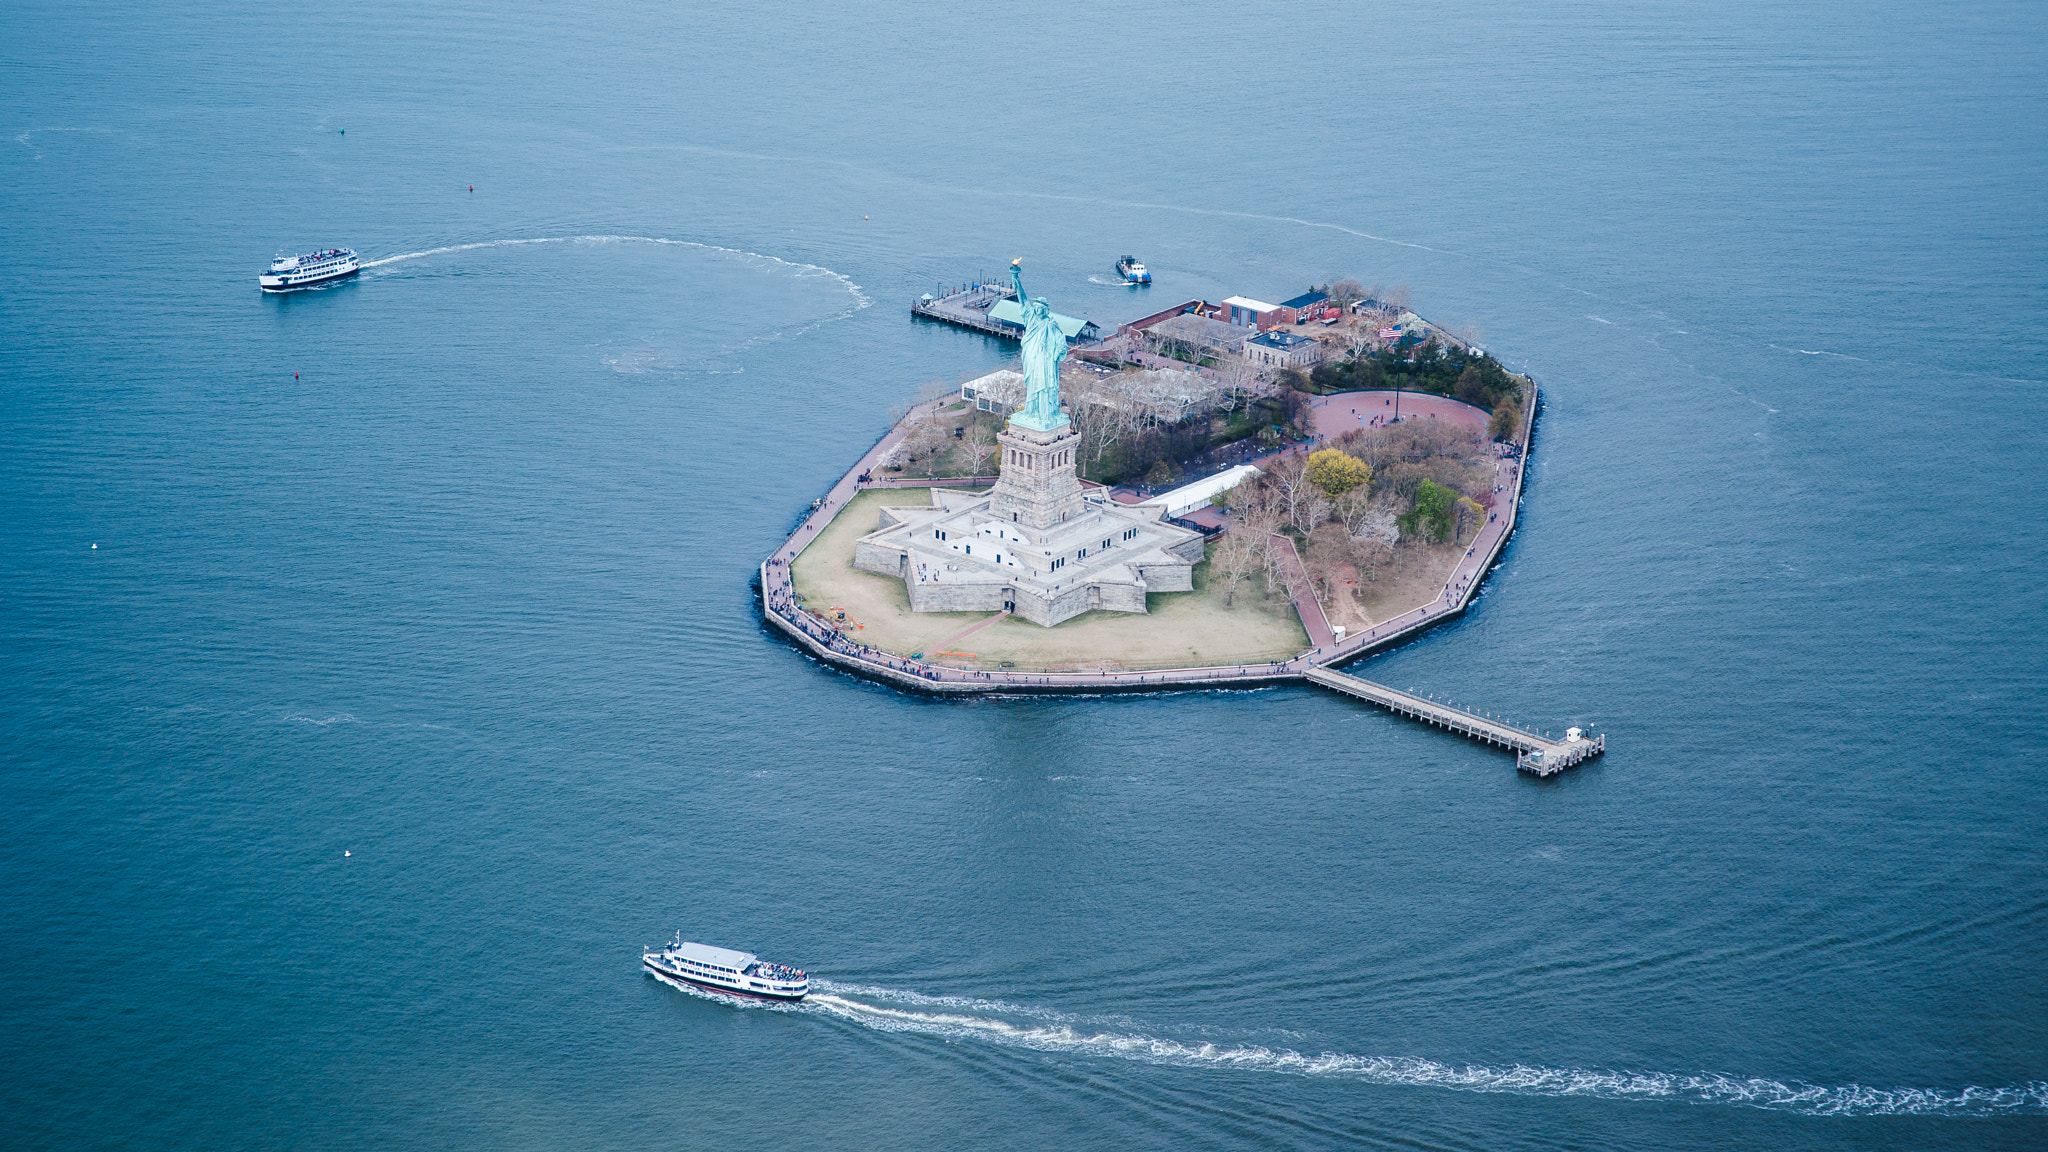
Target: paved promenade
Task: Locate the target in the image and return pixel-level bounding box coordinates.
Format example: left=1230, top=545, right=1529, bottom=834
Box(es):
left=1308, top=390, right=1491, bottom=441
left=1267, top=535, right=1336, bottom=648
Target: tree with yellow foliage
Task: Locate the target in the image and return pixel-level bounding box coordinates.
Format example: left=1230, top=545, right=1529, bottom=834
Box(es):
left=1306, top=448, right=1371, bottom=498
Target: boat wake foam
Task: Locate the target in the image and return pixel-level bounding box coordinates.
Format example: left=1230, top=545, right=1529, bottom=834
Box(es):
left=359, top=234, right=870, bottom=312
left=1766, top=343, right=1869, bottom=362
left=802, top=982, right=2046, bottom=1117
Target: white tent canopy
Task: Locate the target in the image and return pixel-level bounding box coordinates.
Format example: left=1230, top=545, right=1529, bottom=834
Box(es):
left=1140, top=464, right=1261, bottom=518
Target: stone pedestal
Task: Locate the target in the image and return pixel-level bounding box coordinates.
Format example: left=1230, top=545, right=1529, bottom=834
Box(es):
left=991, top=421, right=1084, bottom=531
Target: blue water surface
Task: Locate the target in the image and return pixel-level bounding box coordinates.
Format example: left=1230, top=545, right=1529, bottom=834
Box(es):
left=3, top=1, right=2044, bottom=1148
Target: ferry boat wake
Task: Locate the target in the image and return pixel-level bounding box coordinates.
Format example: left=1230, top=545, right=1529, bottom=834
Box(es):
left=800, top=982, right=2048, bottom=1118
left=643, top=934, right=808, bottom=1002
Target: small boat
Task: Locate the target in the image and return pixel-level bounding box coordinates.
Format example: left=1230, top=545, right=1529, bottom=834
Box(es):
left=643, top=934, right=809, bottom=1002
left=259, top=248, right=360, bottom=292
left=1115, top=256, right=1151, bottom=285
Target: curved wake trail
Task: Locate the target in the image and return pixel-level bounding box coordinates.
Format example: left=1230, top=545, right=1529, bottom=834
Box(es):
left=359, top=234, right=870, bottom=310
left=802, top=984, right=2045, bottom=1118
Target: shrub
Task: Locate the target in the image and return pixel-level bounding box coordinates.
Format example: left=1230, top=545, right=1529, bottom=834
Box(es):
left=1400, top=480, right=1458, bottom=542
left=1489, top=396, right=1523, bottom=442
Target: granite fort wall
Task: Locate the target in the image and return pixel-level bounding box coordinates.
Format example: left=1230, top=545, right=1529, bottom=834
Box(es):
left=853, top=538, right=905, bottom=578
left=1135, top=563, right=1192, bottom=594
left=906, top=578, right=1007, bottom=615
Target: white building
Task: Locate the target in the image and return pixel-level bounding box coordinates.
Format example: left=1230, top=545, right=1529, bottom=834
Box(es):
left=1243, top=329, right=1323, bottom=369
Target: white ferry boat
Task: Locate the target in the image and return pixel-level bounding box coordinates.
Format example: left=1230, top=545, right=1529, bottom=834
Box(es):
left=259, top=248, right=360, bottom=292
left=643, top=935, right=809, bottom=1002
left=1115, top=255, right=1152, bottom=284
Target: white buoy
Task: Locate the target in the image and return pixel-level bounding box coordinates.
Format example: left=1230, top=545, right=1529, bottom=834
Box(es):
left=91, top=543, right=97, bottom=549
left=344, top=850, right=351, bottom=857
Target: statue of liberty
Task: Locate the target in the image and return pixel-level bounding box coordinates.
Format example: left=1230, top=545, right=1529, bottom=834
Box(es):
left=1008, top=258, right=1070, bottom=431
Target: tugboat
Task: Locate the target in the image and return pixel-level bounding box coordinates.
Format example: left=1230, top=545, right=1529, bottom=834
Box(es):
left=1115, top=256, right=1151, bottom=285
left=259, top=248, right=360, bottom=292
left=643, top=934, right=809, bottom=1002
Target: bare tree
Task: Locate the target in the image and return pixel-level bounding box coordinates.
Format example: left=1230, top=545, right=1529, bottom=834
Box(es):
left=1352, top=504, right=1400, bottom=547
left=1266, top=455, right=1314, bottom=531
left=1327, top=278, right=1367, bottom=308
left=1065, top=374, right=1133, bottom=465
left=1088, top=405, right=1128, bottom=465
left=1350, top=534, right=1394, bottom=583
left=1304, top=525, right=1352, bottom=600
left=899, top=412, right=952, bottom=479
left=1332, top=487, right=1375, bottom=537
left=1211, top=529, right=1265, bottom=607
left=888, top=378, right=955, bottom=431
left=963, top=418, right=997, bottom=477
left=1214, top=358, right=1257, bottom=417
left=1223, top=479, right=1287, bottom=596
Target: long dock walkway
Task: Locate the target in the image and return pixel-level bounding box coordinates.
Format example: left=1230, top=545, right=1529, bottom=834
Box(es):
left=1304, top=668, right=1605, bottom=776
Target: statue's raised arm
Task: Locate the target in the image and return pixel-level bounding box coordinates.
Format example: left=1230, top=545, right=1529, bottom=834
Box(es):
left=1007, top=258, right=1070, bottom=432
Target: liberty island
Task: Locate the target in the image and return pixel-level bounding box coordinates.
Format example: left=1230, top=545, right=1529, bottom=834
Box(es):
left=759, top=259, right=1602, bottom=773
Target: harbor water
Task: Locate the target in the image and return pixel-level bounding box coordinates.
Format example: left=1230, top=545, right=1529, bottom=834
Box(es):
left=2, top=1, right=2043, bottom=1148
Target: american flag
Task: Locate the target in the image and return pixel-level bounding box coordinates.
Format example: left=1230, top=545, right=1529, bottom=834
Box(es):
left=1378, top=327, right=1398, bottom=340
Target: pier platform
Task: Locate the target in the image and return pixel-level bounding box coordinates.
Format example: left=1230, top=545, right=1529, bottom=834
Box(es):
left=1304, top=667, right=1604, bottom=776
left=913, top=283, right=1101, bottom=344
left=913, top=283, right=1017, bottom=340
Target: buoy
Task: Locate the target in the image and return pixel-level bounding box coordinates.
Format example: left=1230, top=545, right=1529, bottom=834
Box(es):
left=469, top=185, right=473, bottom=192
left=294, top=372, right=299, bottom=379
left=344, top=850, right=351, bottom=857
left=339, top=129, right=344, bottom=135
left=91, top=543, right=97, bottom=549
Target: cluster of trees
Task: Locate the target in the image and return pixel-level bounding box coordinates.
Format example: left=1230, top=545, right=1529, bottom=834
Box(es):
left=1307, top=278, right=1409, bottom=311
left=1207, top=420, right=1495, bottom=606
left=888, top=366, right=1324, bottom=487
left=1206, top=446, right=1400, bottom=607
left=1074, top=378, right=1314, bottom=487
left=1398, top=480, right=1486, bottom=543
left=893, top=407, right=997, bottom=478
left=1291, top=340, right=1527, bottom=440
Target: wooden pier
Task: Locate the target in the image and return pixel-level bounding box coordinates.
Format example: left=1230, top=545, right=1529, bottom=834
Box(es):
left=912, top=283, right=1022, bottom=341
left=1304, top=667, right=1604, bottom=776
left=912, top=283, right=1102, bottom=344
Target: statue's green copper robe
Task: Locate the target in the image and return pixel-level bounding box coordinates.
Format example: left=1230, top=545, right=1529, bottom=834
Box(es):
left=1008, top=262, right=1070, bottom=432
